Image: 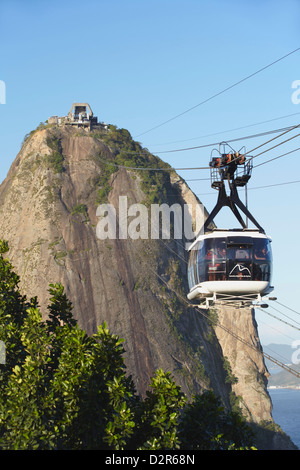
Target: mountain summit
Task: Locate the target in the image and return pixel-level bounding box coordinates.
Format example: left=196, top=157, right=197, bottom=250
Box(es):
left=0, top=107, right=296, bottom=449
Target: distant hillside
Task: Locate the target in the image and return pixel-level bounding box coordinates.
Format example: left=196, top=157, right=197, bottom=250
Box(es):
left=263, top=344, right=300, bottom=388
left=268, top=365, right=300, bottom=388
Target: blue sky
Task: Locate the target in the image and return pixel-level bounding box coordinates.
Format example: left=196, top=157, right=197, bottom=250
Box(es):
left=0, top=0, right=300, bottom=348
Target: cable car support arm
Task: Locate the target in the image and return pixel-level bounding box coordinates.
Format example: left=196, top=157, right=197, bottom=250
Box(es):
left=204, top=148, right=265, bottom=233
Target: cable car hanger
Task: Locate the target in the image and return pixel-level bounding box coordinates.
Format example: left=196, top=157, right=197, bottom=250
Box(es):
left=204, top=142, right=264, bottom=234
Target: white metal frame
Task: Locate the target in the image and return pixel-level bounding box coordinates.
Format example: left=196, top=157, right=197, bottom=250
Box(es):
left=195, top=291, right=271, bottom=309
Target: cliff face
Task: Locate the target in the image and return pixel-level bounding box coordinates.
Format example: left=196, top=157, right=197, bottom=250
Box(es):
left=0, top=122, right=296, bottom=449
left=214, top=306, right=271, bottom=420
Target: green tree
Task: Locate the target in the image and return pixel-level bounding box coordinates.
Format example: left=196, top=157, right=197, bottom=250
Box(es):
left=179, top=390, right=254, bottom=450
left=0, top=240, right=255, bottom=450
left=134, top=369, right=187, bottom=450
left=0, top=241, right=136, bottom=449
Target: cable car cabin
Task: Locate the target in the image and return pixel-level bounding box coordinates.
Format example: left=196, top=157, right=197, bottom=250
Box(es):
left=187, top=229, right=273, bottom=306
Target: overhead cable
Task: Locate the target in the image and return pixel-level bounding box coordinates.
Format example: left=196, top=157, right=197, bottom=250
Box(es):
left=196, top=178, right=300, bottom=197
left=259, top=307, right=300, bottom=333
left=187, top=146, right=300, bottom=179
left=247, top=125, right=300, bottom=160
left=274, top=301, right=300, bottom=317
left=269, top=305, right=300, bottom=327
left=136, top=47, right=300, bottom=137
left=255, top=316, right=297, bottom=343
left=149, top=111, right=300, bottom=147
left=93, top=124, right=300, bottom=173
left=154, top=125, right=298, bottom=154
left=254, top=147, right=300, bottom=168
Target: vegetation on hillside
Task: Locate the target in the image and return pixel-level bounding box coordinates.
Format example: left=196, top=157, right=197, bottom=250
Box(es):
left=92, top=125, right=173, bottom=205
left=45, top=137, right=64, bottom=173
left=0, top=240, right=255, bottom=450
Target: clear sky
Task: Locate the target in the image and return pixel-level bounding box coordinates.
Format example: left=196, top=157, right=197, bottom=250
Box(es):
left=0, top=0, right=300, bottom=349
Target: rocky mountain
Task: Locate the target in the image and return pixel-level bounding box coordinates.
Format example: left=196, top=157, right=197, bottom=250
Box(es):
left=0, top=115, right=296, bottom=449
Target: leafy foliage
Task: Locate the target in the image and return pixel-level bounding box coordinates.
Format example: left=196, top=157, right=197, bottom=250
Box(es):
left=22, top=121, right=51, bottom=145
left=70, top=204, right=89, bottom=222
left=93, top=125, right=173, bottom=205
left=179, top=391, right=254, bottom=450
left=45, top=137, right=64, bottom=173
left=0, top=241, right=255, bottom=450
left=94, top=160, right=116, bottom=205
left=133, top=369, right=187, bottom=450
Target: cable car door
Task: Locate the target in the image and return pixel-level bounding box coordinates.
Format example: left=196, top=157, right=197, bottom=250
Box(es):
left=226, top=237, right=253, bottom=281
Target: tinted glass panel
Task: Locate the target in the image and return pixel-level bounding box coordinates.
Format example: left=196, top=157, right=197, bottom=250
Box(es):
left=188, top=242, right=197, bottom=288
left=194, top=237, right=227, bottom=284
left=188, top=236, right=272, bottom=289
left=227, top=243, right=252, bottom=281
left=253, top=238, right=272, bottom=282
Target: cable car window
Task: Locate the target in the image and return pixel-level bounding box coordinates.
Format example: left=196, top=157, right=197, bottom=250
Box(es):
left=227, top=236, right=253, bottom=245
left=228, top=246, right=252, bottom=260
left=211, top=238, right=226, bottom=280
left=196, top=241, right=206, bottom=283
left=204, top=238, right=215, bottom=260
left=188, top=243, right=198, bottom=288
left=227, top=241, right=253, bottom=281
left=253, top=239, right=271, bottom=261
left=195, top=237, right=227, bottom=282
left=214, top=239, right=226, bottom=259
left=253, top=238, right=272, bottom=282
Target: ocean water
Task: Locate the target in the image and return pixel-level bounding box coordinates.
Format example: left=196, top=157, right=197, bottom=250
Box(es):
left=269, top=388, right=300, bottom=449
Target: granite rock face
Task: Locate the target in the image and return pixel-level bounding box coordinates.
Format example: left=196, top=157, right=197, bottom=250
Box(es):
left=214, top=305, right=271, bottom=421
left=0, top=123, right=296, bottom=449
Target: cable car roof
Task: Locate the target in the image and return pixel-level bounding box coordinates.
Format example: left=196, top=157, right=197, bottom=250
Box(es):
left=188, top=228, right=272, bottom=251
